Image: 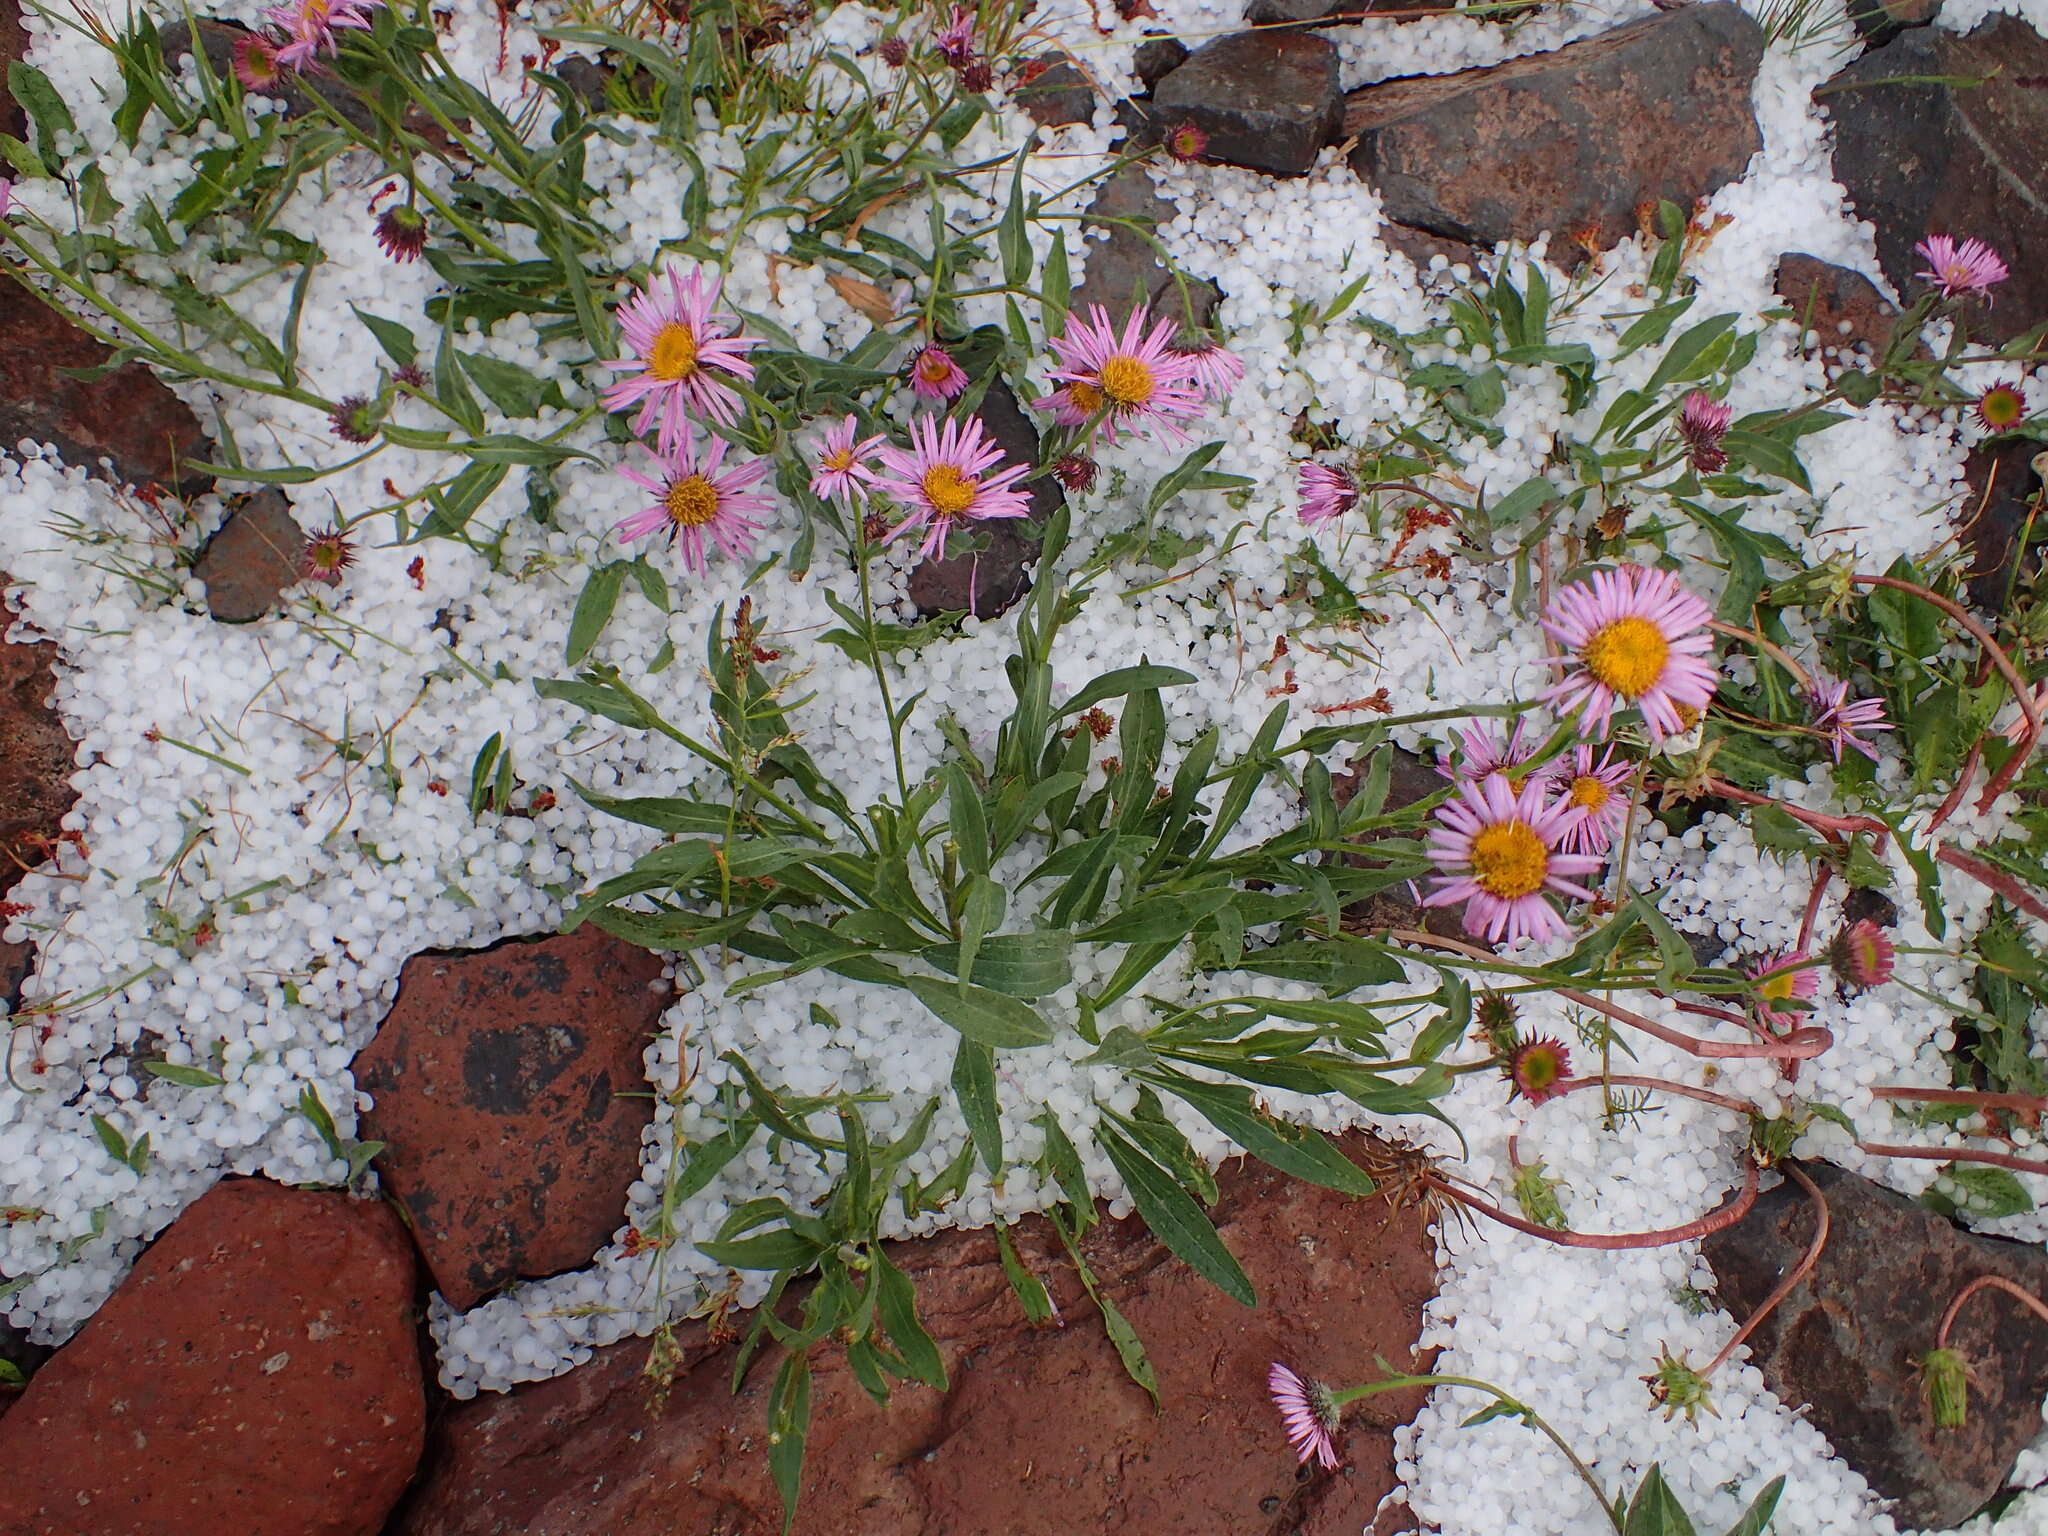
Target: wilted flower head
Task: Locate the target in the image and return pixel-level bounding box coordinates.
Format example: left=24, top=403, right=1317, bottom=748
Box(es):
left=1053, top=452, right=1098, bottom=493
left=1830, top=918, right=1896, bottom=991
left=328, top=395, right=377, bottom=444
left=614, top=430, right=774, bottom=575
left=1749, top=950, right=1818, bottom=1030
left=1543, top=742, right=1633, bottom=856
left=934, top=4, right=977, bottom=66
left=908, top=342, right=968, bottom=402
left=373, top=203, right=427, bottom=263
left=1508, top=1036, right=1572, bottom=1103
left=1267, top=1363, right=1340, bottom=1471
left=1038, top=300, right=1208, bottom=443
left=1539, top=564, right=1718, bottom=744
left=871, top=411, right=1032, bottom=560
left=1297, top=462, right=1358, bottom=527
left=809, top=414, right=885, bottom=507
left=232, top=33, right=286, bottom=90
left=1643, top=1349, right=1716, bottom=1423
left=878, top=33, right=910, bottom=65
left=1474, top=991, right=1520, bottom=1054
left=298, top=525, right=355, bottom=586
left=264, top=0, right=382, bottom=70
left=1173, top=335, right=1243, bottom=401
left=1435, top=717, right=1539, bottom=792
left=393, top=363, right=429, bottom=390
left=1676, top=390, right=1731, bottom=473
left=960, top=59, right=993, bottom=93
left=1163, top=121, right=1209, bottom=162
left=1806, top=675, right=1890, bottom=764
left=1423, top=774, right=1603, bottom=946
left=1977, top=382, right=2027, bottom=432
left=1914, top=234, right=2008, bottom=302
left=601, top=265, right=762, bottom=452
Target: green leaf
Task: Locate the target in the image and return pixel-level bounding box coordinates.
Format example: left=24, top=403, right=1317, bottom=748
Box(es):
left=1722, top=1476, right=1785, bottom=1536
left=1230, top=937, right=1407, bottom=992
left=944, top=762, right=991, bottom=875
left=460, top=350, right=553, bottom=419
left=352, top=307, right=420, bottom=369
left=568, top=782, right=744, bottom=836
left=1943, top=1164, right=2034, bottom=1218
left=873, top=1252, right=948, bottom=1389
left=1645, top=313, right=1739, bottom=395
left=1486, top=477, right=1553, bottom=527
left=1040, top=230, right=1069, bottom=335
left=905, top=974, right=1054, bottom=1048
left=566, top=561, right=627, bottom=666
left=1721, top=430, right=1810, bottom=491
left=994, top=1223, right=1055, bottom=1323
left=9, top=62, right=76, bottom=169
left=1146, top=441, right=1233, bottom=521
left=921, top=931, right=1073, bottom=998
left=1155, top=1073, right=1376, bottom=1195
left=1096, top=1124, right=1254, bottom=1305
left=1036, top=1109, right=1094, bottom=1215
left=999, top=151, right=1031, bottom=288
left=1866, top=557, right=1943, bottom=660
left=766, top=1351, right=812, bottom=1536
left=1055, top=664, right=1198, bottom=720
left=89, top=1113, right=129, bottom=1164
left=1080, top=887, right=1234, bottom=945
left=951, top=1038, right=1003, bottom=1175
left=697, top=1226, right=824, bottom=1270
left=140, top=1061, right=225, bottom=1087
left=1623, top=1466, right=1698, bottom=1536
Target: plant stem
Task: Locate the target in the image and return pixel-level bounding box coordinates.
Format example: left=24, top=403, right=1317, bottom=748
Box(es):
left=1936, top=1274, right=2048, bottom=1350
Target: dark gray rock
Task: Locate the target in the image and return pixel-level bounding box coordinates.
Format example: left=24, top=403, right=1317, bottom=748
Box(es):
left=195, top=490, right=306, bottom=623
left=1015, top=52, right=1094, bottom=128
left=1131, top=35, right=1189, bottom=90
left=910, top=379, right=1049, bottom=620
left=1962, top=439, right=2044, bottom=616
left=1150, top=32, right=1343, bottom=179
left=1703, top=1160, right=2048, bottom=1529
left=1344, top=4, right=1763, bottom=258
left=1845, top=0, right=1940, bottom=45
left=1821, top=13, right=2048, bottom=344
left=1068, top=164, right=1221, bottom=331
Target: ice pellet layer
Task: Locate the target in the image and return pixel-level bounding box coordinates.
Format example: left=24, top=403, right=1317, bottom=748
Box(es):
left=3, top=0, right=2048, bottom=1530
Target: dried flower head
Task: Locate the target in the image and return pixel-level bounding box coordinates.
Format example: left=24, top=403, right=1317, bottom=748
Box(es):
left=1914, top=234, right=2008, bottom=302
left=1474, top=991, right=1520, bottom=1054
left=1830, top=918, right=1896, bottom=991
left=1511, top=1158, right=1568, bottom=1229
left=373, top=203, right=428, bottom=263
left=1642, top=1349, right=1716, bottom=1422
left=393, top=363, right=428, bottom=390
left=1267, top=1363, right=1341, bottom=1470
left=1977, top=382, right=2027, bottom=432
left=1508, top=1036, right=1572, bottom=1103
left=1163, top=121, right=1209, bottom=162
left=1676, top=390, right=1732, bottom=474
left=878, top=33, right=909, bottom=65
left=1540, top=564, right=1718, bottom=744
left=1053, top=452, right=1098, bottom=493
left=328, top=395, right=377, bottom=444
left=960, top=59, right=993, bottom=93
left=298, top=525, right=355, bottom=586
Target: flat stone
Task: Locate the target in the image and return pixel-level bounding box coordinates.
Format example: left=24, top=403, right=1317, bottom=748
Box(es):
left=1245, top=0, right=1432, bottom=26
left=0, top=581, right=76, bottom=1006
left=195, top=488, right=308, bottom=623
left=1014, top=52, right=1094, bottom=128
left=1773, top=253, right=1905, bottom=359
left=1961, top=438, right=2044, bottom=615
left=0, top=276, right=210, bottom=490
left=1069, top=164, right=1221, bottom=332
left=1845, top=0, right=1940, bottom=45
left=1151, top=31, right=1343, bottom=179
left=393, top=1137, right=1438, bottom=1536
left=1821, top=14, right=2048, bottom=343
left=355, top=927, right=672, bottom=1311
left=909, top=380, right=1050, bottom=621
left=0, top=1177, right=423, bottom=1535
left=1703, top=1160, right=2048, bottom=1529
left=1131, top=34, right=1188, bottom=90
left=1344, top=4, right=1763, bottom=257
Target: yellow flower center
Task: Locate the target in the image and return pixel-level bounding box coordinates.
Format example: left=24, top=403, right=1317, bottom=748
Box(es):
left=1098, top=355, right=1155, bottom=407
left=822, top=447, right=853, bottom=472
left=1519, top=1046, right=1562, bottom=1091
left=1983, top=388, right=2024, bottom=428
left=1758, top=970, right=1798, bottom=1003
left=1674, top=702, right=1703, bottom=731
left=1581, top=615, right=1669, bottom=700
left=648, top=322, right=699, bottom=382
left=1068, top=381, right=1104, bottom=415
left=1469, top=821, right=1549, bottom=900
left=916, top=352, right=954, bottom=383
left=922, top=464, right=977, bottom=518
left=664, top=475, right=719, bottom=528
left=1567, top=775, right=1610, bottom=812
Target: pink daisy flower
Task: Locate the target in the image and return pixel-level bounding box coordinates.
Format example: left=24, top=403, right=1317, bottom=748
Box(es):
left=871, top=412, right=1032, bottom=561
left=1174, top=337, right=1244, bottom=401
left=614, top=432, right=774, bottom=576
left=1038, top=302, right=1208, bottom=444
left=1541, top=743, right=1633, bottom=856
left=908, top=343, right=968, bottom=403
left=601, top=266, right=763, bottom=452
left=1830, top=919, right=1895, bottom=990
left=1676, top=390, right=1731, bottom=474
left=1914, top=235, right=2008, bottom=302
left=1436, top=718, right=1540, bottom=792
left=934, top=4, right=977, bottom=66
left=1749, top=951, right=1817, bottom=1031
left=1297, top=462, right=1358, bottom=527
left=264, top=0, right=382, bottom=70
left=232, top=33, right=286, bottom=89
left=1268, top=1363, right=1340, bottom=1471
left=809, top=415, right=885, bottom=506
left=1806, top=675, right=1891, bottom=764
left=1540, top=564, right=1718, bottom=744
left=1423, top=775, right=1603, bottom=946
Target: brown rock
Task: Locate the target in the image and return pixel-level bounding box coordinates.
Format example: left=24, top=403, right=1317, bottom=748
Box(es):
left=1703, top=1160, right=2048, bottom=1529
left=1821, top=14, right=2048, bottom=344
left=1345, top=4, right=1763, bottom=258
left=910, top=379, right=1051, bottom=621
left=0, top=1177, right=424, bottom=1535
left=1845, top=0, right=1940, bottom=45
left=1, top=0, right=27, bottom=136
left=1150, top=31, right=1343, bottom=179
left=1960, top=437, right=2044, bottom=615
left=0, top=581, right=76, bottom=1005
left=0, top=275, right=210, bottom=490
left=195, top=488, right=308, bottom=623
left=392, top=1138, right=1438, bottom=1536
left=1773, top=253, right=1905, bottom=359
left=356, top=927, right=672, bottom=1311
left=1069, top=163, right=1221, bottom=333
left=1014, top=52, right=1095, bottom=128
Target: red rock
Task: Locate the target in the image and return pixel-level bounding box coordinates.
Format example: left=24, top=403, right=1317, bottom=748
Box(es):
left=0, top=276, right=209, bottom=491
left=393, top=1138, right=1437, bottom=1536
left=0, top=1177, right=424, bottom=1535
left=195, top=488, right=308, bottom=623
left=356, top=928, right=672, bottom=1311
left=1, top=0, right=27, bottom=136
left=0, top=582, right=77, bottom=1004
left=1344, top=5, right=1763, bottom=259
left=1773, top=252, right=1905, bottom=360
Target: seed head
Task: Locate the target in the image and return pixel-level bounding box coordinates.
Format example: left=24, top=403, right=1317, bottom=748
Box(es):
left=328, top=395, right=377, bottom=444
left=1053, top=452, right=1098, bottom=493
left=961, top=59, right=993, bottom=93
left=1508, top=1036, right=1571, bottom=1103
left=1473, top=991, right=1520, bottom=1055
left=1642, top=1349, right=1716, bottom=1422
left=298, top=525, right=356, bottom=586
left=878, top=34, right=909, bottom=64
left=374, top=203, right=428, bottom=262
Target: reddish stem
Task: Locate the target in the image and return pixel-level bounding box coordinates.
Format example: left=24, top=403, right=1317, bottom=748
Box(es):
left=1861, top=1142, right=2048, bottom=1179
left=1936, top=1274, right=2048, bottom=1351
left=1560, top=986, right=1832, bottom=1061
left=1702, top=1162, right=1829, bottom=1379
left=1796, top=863, right=1834, bottom=956
left=1927, top=742, right=1983, bottom=837
left=1875, top=1086, right=2048, bottom=1115
left=1702, top=780, right=1888, bottom=843
left=1935, top=847, right=2048, bottom=927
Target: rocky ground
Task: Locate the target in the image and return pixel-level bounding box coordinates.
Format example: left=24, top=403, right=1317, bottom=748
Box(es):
left=3, top=0, right=2048, bottom=1531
